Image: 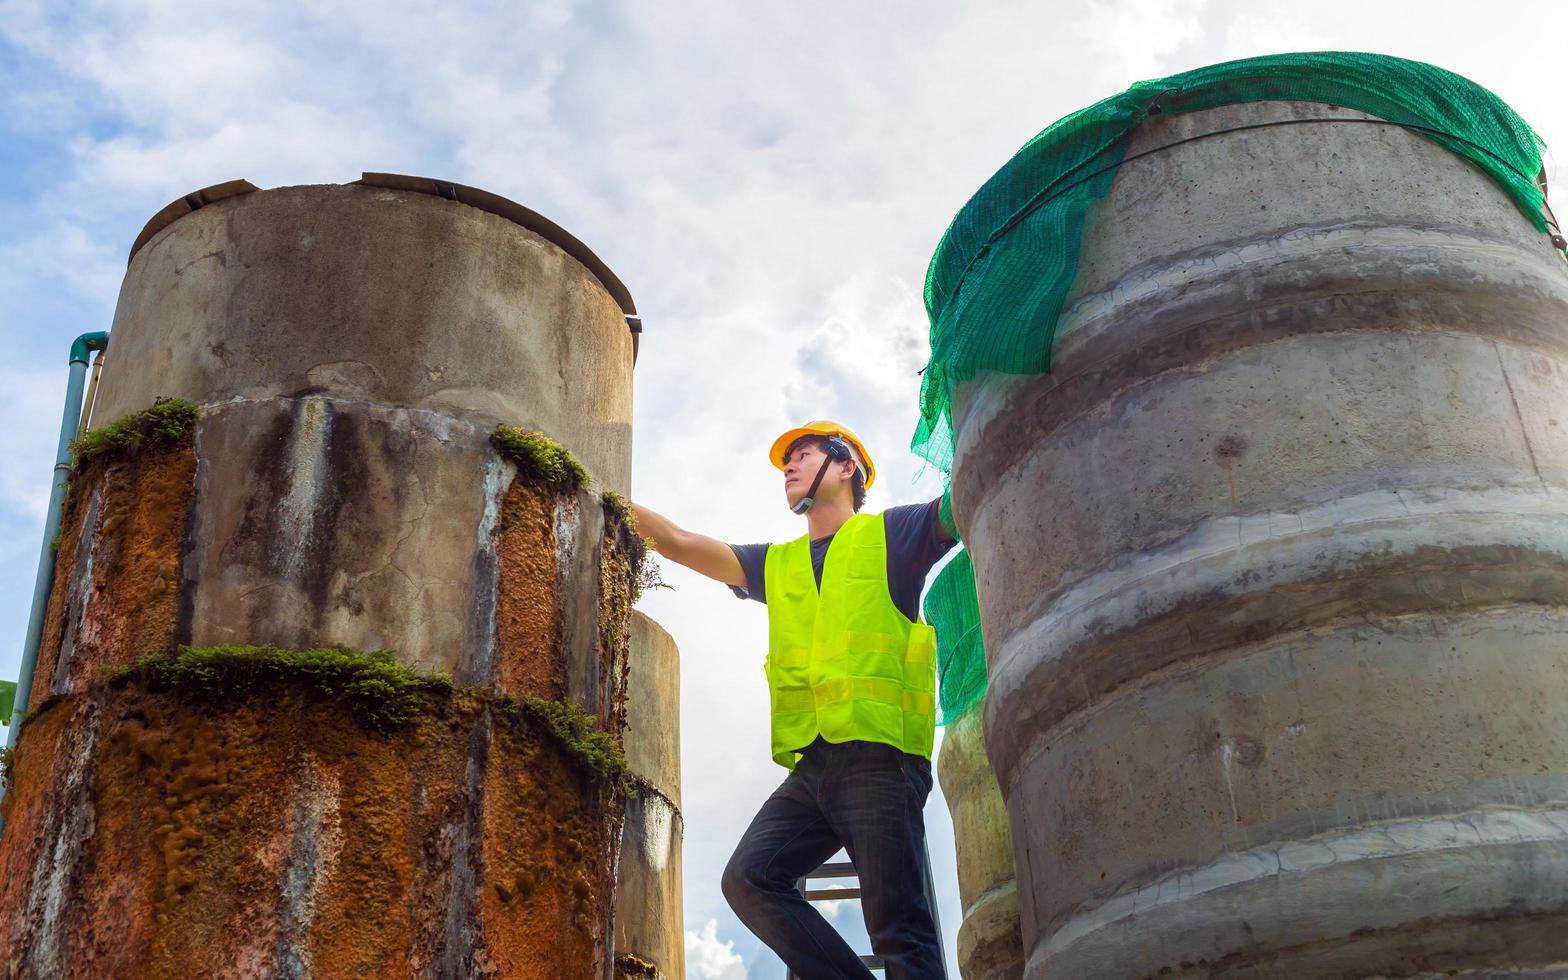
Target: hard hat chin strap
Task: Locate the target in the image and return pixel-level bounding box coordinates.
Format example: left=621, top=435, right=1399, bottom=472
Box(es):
left=790, top=437, right=855, bottom=515
left=790, top=455, right=836, bottom=514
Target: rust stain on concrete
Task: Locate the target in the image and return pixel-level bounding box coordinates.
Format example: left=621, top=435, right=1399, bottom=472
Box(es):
left=494, top=481, right=566, bottom=699
left=0, top=449, right=636, bottom=978
left=32, top=436, right=195, bottom=699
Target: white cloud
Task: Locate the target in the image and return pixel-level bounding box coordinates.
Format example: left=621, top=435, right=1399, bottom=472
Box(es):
left=685, top=919, right=748, bottom=980
left=1072, top=0, right=1209, bottom=86
left=814, top=897, right=853, bottom=921
left=0, top=222, right=122, bottom=320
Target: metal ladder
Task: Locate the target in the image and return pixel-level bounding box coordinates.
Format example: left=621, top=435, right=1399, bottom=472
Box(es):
left=785, top=847, right=943, bottom=978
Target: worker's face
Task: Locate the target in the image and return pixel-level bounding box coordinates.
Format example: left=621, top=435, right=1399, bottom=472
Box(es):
left=782, top=440, right=854, bottom=510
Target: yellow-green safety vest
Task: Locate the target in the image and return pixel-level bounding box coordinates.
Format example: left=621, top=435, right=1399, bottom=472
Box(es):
left=762, top=511, right=938, bottom=770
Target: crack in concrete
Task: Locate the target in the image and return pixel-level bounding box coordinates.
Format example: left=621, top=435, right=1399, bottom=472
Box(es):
left=1494, top=340, right=1547, bottom=490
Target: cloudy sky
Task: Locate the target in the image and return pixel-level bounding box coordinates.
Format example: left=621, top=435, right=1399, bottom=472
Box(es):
left=3, top=1, right=1567, bottom=976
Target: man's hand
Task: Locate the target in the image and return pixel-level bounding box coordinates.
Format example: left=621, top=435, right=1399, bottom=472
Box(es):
left=632, top=503, right=747, bottom=588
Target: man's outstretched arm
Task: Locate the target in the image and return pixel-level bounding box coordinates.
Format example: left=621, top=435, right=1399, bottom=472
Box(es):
left=632, top=503, right=748, bottom=588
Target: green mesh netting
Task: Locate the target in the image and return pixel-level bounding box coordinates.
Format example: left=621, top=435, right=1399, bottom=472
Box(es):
left=914, top=50, right=1549, bottom=475
left=919, top=51, right=1552, bottom=724
left=923, top=548, right=985, bottom=725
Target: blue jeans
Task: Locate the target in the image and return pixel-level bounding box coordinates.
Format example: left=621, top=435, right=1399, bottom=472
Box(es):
left=721, top=738, right=946, bottom=979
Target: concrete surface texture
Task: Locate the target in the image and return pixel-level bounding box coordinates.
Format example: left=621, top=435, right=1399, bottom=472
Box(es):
left=92, top=181, right=634, bottom=494
left=935, top=707, right=1023, bottom=980
left=616, top=612, right=684, bottom=980
left=0, top=181, right=659, bottom=977
left=951, top=101, right=1568, bottom=977
left=89, top=180, right=635, bottom=670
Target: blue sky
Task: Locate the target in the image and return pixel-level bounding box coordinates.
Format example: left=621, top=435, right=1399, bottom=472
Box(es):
left=3, top=2, right=1567, bottom=977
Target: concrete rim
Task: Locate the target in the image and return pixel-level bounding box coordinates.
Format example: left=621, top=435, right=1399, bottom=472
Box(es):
left=125, top=174, right=640, bottom=358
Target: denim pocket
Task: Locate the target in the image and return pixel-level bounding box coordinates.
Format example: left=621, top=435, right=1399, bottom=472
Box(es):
left=902, top=755, right=933, bottom=802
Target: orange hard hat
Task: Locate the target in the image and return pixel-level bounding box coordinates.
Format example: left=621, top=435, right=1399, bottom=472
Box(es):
left=769, top=420, right=876, bottom=490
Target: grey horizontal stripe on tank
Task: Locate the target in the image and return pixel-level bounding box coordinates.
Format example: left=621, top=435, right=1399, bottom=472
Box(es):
left=187, top=394, right=504, bottom=439
left=991, top=486, right=1568, bottom=770
left=1040, top=800, right=1568, bottom=958
left=1054, top=223, right=1566, bottom=347
left=948, top=225, right=1568, bottom=463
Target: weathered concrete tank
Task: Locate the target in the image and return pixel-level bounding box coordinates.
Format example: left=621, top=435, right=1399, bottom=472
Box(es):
left=615, top=613, right=684, bottom=980
left=89, top=175, right=636, bottom=674
left=0, top=177, right=657, bottom=977
left=953, top=102, right=1568, bottom=977
left=936, top=709, right=1023, bottom=979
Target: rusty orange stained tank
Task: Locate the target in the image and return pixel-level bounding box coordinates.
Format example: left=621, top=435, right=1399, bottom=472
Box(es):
left=0, top=177, right=678, bottom=978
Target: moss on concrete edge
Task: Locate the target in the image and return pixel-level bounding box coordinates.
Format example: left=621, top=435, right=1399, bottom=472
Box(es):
left=600, top=490, right=634, bottom=530
left=492, top=424, right=591, bottom=494
left=601, top=490, right=666, bottom=604
left=503, top=695, right=632, bottom=794
left=122, top=644, right=453, bottom=735
left=112, top=647, right=632, bottom=792
left=71, top=397, right=199, bottom=466
left=614, top=952, right=661, bottom=979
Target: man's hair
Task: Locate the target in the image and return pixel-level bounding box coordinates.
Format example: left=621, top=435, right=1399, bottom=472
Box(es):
left=785, top=435, right=867, bottom=512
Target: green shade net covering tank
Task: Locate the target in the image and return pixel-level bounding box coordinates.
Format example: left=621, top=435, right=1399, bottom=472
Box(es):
left=919, top=51, right=1555, bottom=724
left=924, top=548, right=985, bottom=726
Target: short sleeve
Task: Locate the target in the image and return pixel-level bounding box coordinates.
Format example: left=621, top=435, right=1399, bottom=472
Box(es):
left=881, top=498, right=957, bottom=620
left=728, top=543, right=771, bottom=603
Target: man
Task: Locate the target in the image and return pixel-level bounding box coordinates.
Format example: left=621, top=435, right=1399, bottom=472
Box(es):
left=632, top=420, right=953, bottom=979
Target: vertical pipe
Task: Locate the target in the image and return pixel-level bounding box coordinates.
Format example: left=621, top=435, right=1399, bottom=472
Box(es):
left=6, top=331, right=109, bottom=753
left=76, top=350, right=106, bottom=438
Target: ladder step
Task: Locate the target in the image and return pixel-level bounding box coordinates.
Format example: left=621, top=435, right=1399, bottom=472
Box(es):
left=807, top=860, right=858, bottom=878
left=785, top=845, right=941, bottom=980
left=803, top=887, right=861, bottom=900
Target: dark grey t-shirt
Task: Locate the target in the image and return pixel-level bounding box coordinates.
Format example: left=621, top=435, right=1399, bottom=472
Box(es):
left=727, top=498, right=954, bottom=621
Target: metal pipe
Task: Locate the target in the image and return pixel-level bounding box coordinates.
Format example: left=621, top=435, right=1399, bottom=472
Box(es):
left=77, top=350, right=106, bottom=438
left=6, top=331, right=109, bottom=753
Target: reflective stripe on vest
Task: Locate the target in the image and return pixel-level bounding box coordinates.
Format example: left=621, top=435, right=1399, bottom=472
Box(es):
left=762, top=511, right=938, bottom=770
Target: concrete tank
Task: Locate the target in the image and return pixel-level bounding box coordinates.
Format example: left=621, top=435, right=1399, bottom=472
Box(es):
left=615, top=613, right=684, bottom=980
left=87, top=175, right=636, bottom=676
left=0, top=178, right=653, bottom=977
left=936, top=708, right=1023, bottom=979
left=953, top=102, right=1568, bottom=977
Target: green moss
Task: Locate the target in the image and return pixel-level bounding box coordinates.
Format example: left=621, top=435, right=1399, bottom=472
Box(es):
left=492, top=425, right=591, bottom=493
left=600, top=491, right=667, bottom=604
left=126, top=644, right=452, bottom=734
left=600, top=490, right=633, bottom=529
left=504, top=695, right=630, bottom=793
left=614, top=952, right=661, bottom=979
left=71, top=397, right=199, bottom=466
left=0, top=745, right=12, bottom=786
left=601, top=489, right=645, bottom=578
